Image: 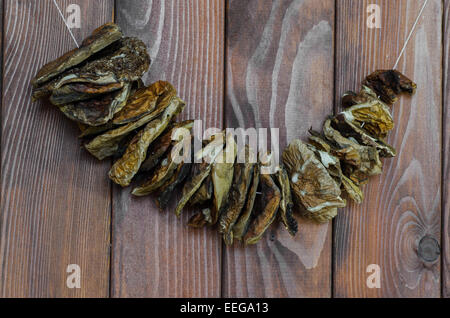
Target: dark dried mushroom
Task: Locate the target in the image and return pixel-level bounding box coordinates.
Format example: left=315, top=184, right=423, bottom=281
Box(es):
left=58, top=82, right=131, bottom=126
left=131, top=135, right=188, bottom=196
left=175, top=137, right=224, bottom=217
left=31, top=23, right=123, bottom=89
left=233, top=163, right=260, bottom=241
left=188, top=208, right=212, bottom=228
left=275, top=166, right=298, bottom=237
left=332, top=114, right=396, bottom=158
left=33, top=37, right=150, bottom=101
left=50, top=82, right=124, bottom=106
left=364, top=70, right=417, bottom=104
left=323, top=119, right=382, bottom=184
left=156, top=163, right=191, bottom=211
left=189, top=175, right=213, bottom=206
left=244, top=174, right=281, bottom=245
left=140, top=120, right=194, bottom=172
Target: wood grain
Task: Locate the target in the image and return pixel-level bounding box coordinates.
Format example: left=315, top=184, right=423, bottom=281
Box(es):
left=223, top=0, right=335, bottom=297
left=112, top=0, right=224, bottom=297
left=333, top=0, right=442, bottom=298
left=0, top=0, right=114, bottom=297
left=443, top=0, right=450, bottom=299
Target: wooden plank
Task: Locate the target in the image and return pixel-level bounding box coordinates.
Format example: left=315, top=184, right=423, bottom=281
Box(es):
left=443, top=0, right=450, bottom=299
left=112, top=0, right=224, bottom=297
left=333, top=0, right=442, bottom=297
left=0, top=0, right=114, bottom=297
left=223, top=0, right=334, bottom=297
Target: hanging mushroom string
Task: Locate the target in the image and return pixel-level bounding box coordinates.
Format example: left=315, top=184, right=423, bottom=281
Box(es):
left=31, top=23, right=417, bottom=246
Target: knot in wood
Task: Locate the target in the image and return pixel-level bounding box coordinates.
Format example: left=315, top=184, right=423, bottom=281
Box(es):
left=417, top=236, right=440, bottom=263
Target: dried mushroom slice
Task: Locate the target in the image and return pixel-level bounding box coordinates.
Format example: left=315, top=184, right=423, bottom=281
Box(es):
left=58, top=82, right=131, bottom=126
left=307, top=143, right=343, bottom=184
left=282, top=139, right=346, bottom=223
left=364, top=70, right=417, bottom=104
left=275, top=166, right=298, bottom=237
left=175, top=163, right=212, bottom=217
left=339, top=88, right=394, bottom=139
left=85, top=95, right=182, bottom=160
left=34, top=37, right=150, bottom=100
left=140, top=120, right=194, bottom=172
left=175, top=138, right=224, bottom=217
left=323, top=119, right=382, bottom=182
left=307, top=142, right=364, bottom=204
left=188, top=208, right=212, bottom=228
left=219, top=146, right=255, bottom=245
left=31, top=23, right=123, bottom=88
left=332, top=114, right=396, bottom=157
left=189, top=175, right=213, bottom=206
left=341, top=174, right=364, bottom=204
left=113, top=81, right=177, bottom=125
left=131, top=136, right=188, bottom=196
left=109, top=97, right=185, bottom=187
left=244, top=174, right=281, bottom=245
left=233, top=164, right=260, bottom=241
left=211, top=133, right=237, bottom=224
left=50, top=82, right=124, bottom=106
left=156, top=163, right=191, bottom=210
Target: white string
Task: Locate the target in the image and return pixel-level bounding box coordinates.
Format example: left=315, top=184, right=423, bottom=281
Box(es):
left=393, top=0, right=429, bottom=69
left=52, top=0, right=79, bottom=48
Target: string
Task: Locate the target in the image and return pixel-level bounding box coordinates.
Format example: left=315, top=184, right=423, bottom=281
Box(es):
left=393, top=0, right=429, bottom=69
left=52, top=0, right=79, bottom=48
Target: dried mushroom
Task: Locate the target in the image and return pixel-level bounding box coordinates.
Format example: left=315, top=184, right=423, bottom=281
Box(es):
left=33, top=37, right=150, bottom=102
left=323, top=119, right=382, bottom=184
left=282, top=139, right=346, bottom=223
left=211, top=133, right=238, bottom=224
left=109, top=97, right=185, bottom=187
left=50, top=82, right=124, bottom=106
left=188, top=208, right=212, bottom=228
left=85, top=95, right=183, bottom=160
left=175, top=138, right=224, bottom=217
left=131, top=135, right=187, bottom=197
left=332, top=114, right=396, bottom=158
left=189, top=175, right=213, bottom=206
left=156, top=163, right=191, bottom=211
left=31, top=23, right=123, bottom=89
left=364, top=70, right=417, bottom=104
left=58, top=82, right=131, bottom=126
left=219, top=146, right=255, bottom=245
left=339, top=86, right=394, bottom=139
left=140, top=120, right=194, bottom=172
left=113, top=81, right=176, bottom=125
left=275, top=166, right=298, bottom=237
left=244, top=174, right=281, bottom=245
left=233, top=164, right=260, bottom=241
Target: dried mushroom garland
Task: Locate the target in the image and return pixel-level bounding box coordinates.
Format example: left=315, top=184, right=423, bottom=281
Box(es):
left=31, top=23, right=417, bottom=246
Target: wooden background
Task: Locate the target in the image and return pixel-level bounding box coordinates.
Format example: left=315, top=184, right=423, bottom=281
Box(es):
left=0, top=0, right=448, bottom=298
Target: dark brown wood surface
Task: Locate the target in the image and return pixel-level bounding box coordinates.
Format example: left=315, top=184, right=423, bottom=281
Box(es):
left=0, top=0, right=114, bottom=297
left=0, top=0, right=447, bottom=298
left=111, top=0, right=224, bottom=297
left=333, top=0, right=443, bottom=297
left=223, top=0, right=334, bottom=297
left=443, top=0, right=450, bottom=299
